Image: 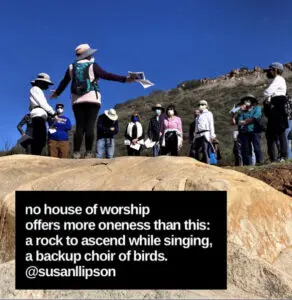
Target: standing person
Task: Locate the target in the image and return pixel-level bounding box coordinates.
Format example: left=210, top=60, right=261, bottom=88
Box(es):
left=160, top=104, right=183, bottom=156
left=50, top=43, right=135, bottom=159
left=47, top=104, right=72, bottom=158
left=96, top=108, right=119, bottom=159
left=17, top=113, right=33, bottom=154
left=285, top=94, right=292, bottom=159
left=238, top=95, right=263, bottom=165
left=263, top=62, right=288, bottom=162
left=189, top=109, right=200, bottom=158
left=230, top=103, right=243, bottom=166
left=192, top=100, right=216, bottom=164
left=29, top=73, right=57, bottom=156
left=124, top=112, right=144, bottom=156
left=147, top=104, right=164, bottom=157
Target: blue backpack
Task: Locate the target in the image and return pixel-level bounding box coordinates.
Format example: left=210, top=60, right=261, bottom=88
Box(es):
left=71, top=62, right=99, bottom=95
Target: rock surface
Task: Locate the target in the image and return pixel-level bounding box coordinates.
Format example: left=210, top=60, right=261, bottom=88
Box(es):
left=0, top=154, right=292, bottom=299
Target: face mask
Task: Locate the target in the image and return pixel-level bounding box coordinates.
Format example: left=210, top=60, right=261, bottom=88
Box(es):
left=155, top=109, right=161, bottom=116
left=167, top=110, right=174, bottom=116
left=133, top=116, right=139, bottom=122
left=57, top=108, right=63, bottom=114
left=199, top=105, right=206, bottom=111
left=266, top=71, right=274, bottom=79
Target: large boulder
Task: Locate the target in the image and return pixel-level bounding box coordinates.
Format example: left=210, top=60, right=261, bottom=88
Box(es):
left=0, top=155, right=292, bottom=298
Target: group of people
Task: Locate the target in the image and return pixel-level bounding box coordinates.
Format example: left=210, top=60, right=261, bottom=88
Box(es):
left=16, top=44, right=292, bottom=165
left=230, top=62, right=292, bottom=165
left=17, top=43, right=135, bottom=158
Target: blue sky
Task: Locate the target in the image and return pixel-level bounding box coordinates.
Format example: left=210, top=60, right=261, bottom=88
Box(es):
left=1, top=0, right=292, bottom=149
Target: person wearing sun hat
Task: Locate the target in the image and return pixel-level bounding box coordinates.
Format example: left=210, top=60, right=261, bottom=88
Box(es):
left=96, top=108, right=119, bottom=159
left=47, top=103, right=72, bottom=159
left=263, top=62, right=288, bottom=162
left=237, top=94, right=263, bottom=165
left=29, top=73, right=57, bottom=155
left=50, top=43, right=135, bottom=159
left=191, top=100, right=216, bottom=164
left=147, top=103, right=165, bottom=156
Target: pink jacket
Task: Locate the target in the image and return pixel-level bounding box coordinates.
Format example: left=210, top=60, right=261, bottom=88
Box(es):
left=160, top=115, right=182, bottom=137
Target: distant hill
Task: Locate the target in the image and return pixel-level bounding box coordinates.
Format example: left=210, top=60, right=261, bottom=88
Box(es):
left=97, top=67, right=292, bottom=164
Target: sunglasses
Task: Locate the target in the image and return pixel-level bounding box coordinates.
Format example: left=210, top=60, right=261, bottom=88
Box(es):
left=199, top=104, right=206, bottom=106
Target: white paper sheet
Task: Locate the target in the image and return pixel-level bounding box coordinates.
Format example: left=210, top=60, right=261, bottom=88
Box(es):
left=48, top=128, right=57, bottom=134
left=128, top=71, right=155, bottom=89
left=144, top=138, right=156, bottom=148
left=130, top=143, right=141, bottom=150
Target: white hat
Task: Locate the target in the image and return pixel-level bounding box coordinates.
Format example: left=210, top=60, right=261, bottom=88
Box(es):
left=199, top=99, right=208, bottom=107
left=31, top=73, right=54, bottom=85
left=104, top=109, right=118, bottom=121
left=75, top=43, right=98, bottom=61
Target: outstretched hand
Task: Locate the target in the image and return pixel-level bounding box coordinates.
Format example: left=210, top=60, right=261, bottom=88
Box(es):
left=126, top=76, right=136, bottom=83
left=50, top=90, right=58, bottom=99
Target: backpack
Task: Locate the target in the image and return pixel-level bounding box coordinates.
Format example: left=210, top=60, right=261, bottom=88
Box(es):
left=256, top=113, right=268, bottom=132
left=71, top=62, right=99, bottom=95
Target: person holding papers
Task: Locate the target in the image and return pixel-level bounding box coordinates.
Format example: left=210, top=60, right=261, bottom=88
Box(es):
left=124, top=112, right=145, bottom=156
left=160, top=104, right=183, bottom=156
left=147, top=104, right=164, bottom=156
left=47, top=104, right=72, bottom=158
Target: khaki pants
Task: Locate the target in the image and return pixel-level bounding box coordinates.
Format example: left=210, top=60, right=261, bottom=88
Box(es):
left=48, top=140, right=69, bottom=158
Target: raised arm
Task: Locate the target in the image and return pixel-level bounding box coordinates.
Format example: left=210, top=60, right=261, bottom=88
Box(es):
left=93, top=63, right=127, bottom=83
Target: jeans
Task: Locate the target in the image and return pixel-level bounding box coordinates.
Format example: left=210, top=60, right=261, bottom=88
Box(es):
left=239, top=132, right=262, bottom=165
left=153, top=143, right=160, bottom=157
left=266, top=130, right=288, bottom=161
left=286, top=120, right=292, bottom=159
left=96, top=138, right=115, bottom=159
left=190, top=136, right=210, bottom=164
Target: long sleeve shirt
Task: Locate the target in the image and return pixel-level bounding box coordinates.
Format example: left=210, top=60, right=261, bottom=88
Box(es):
left=264, top=75, right=287, bottom=98
left=195, top=109, right=216, bottom=141
left=160, top=116, right=182, bottom=137
left=48, top=115, right=72, bottom=141
left=55, top=59, right=127, bottom=106
left=238, top=106, right=262, bottom=132
left=29, top=86, right=56, bottom=119
left=96, top=114, right=119, bottom=139
left=147, top=116, right=162, bottom=141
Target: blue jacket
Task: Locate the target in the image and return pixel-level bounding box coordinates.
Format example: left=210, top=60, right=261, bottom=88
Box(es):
left=48, top=115, right=72, bottom=141
left=238, top=106, right=262, bottom=133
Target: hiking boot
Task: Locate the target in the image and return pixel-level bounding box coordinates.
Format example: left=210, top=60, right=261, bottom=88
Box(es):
left=73, top=152, right=81, bottom=159
left=84, top=152, right=93, bottom=159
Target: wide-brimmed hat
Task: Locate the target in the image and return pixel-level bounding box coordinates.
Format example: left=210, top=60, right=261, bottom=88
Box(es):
left=269, top=62, right=284, bottom=71
left=104, top=108, right=118, bottom=121
left=240, top=94, right=258, bottom=104
left=75, top=44, right=98, bottom=61
left=31, top=73, right=54, bottom=85
left=152, top=103, right=165, bottom=111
